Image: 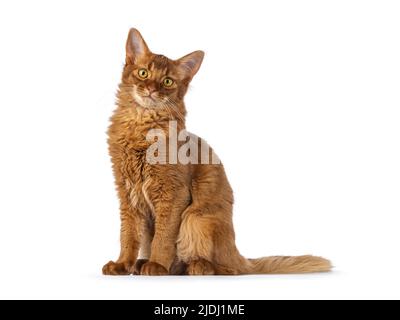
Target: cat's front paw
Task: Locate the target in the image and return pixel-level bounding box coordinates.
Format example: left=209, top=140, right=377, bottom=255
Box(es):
left=140, top=261, right=169, bottom=276
left=102, top=260, right=134, bottom=276
left=134, top=259, right=149, bottom=275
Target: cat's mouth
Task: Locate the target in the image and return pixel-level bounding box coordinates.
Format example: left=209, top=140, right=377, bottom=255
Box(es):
left=133, top=89, right=160, bottom=108
left=142, top=95, right=156, bottom=102
left=139, top=94, right=160, bottom=107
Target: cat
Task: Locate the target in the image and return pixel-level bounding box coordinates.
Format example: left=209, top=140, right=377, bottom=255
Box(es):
left=102, top=28, right=331, bottom=275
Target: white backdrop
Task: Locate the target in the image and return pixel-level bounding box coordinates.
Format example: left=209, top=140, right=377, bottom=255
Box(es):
left=0, top=0, right=399, bottom=300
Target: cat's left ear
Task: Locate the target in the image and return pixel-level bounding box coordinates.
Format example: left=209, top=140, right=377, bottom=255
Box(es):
left=126, top=28, right=150, bottom=64
left=177, top=51, right=205, bottom=79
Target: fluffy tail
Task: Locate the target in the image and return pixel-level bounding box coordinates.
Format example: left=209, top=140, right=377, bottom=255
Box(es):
left=244, top=255, right=332, bottom=274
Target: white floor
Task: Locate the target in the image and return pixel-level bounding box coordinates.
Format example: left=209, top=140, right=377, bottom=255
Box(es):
left=1, top=267, right=398, bottom=300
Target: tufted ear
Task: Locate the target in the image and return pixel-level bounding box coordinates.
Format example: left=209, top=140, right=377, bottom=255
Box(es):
left=177, top=50, right=205, bottom=79
left=126, top=28, right=150, bottom=64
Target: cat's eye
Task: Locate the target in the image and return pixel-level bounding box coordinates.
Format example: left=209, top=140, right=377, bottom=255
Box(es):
left=138, top=68, right=149, bottom=79
left=163, top=78, right=174, bottom=87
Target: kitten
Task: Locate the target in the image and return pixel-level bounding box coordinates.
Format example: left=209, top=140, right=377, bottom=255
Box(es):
left=103, top=28, right=331, bottom=275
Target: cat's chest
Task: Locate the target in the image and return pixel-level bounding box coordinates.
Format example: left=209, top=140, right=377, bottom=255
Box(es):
left=117, top=124, right=152, bottom=151
left=109, top=119, right=162, bottom=214
left=112, top=133, right=153, bottom=211
left=119, top=149, right=154, bottom=214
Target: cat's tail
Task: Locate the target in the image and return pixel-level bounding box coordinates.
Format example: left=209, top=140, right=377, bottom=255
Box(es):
left=241, top=255, right=332, bottom=274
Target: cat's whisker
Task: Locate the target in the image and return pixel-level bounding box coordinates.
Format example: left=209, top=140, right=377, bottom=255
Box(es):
left=165, top=98, right=185, bottom=117
left=162, top=103, right=180, bottom=122
left=161, top=103, right=174, bottom=120
left=162, top=99, right=185, bottom=123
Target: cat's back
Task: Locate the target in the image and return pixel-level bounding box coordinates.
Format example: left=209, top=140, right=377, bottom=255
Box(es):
left=188, top=134, right=234, bottom=206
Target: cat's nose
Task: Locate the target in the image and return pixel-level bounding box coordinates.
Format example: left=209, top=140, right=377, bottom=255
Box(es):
left=146, top=85, right=157, bottom=94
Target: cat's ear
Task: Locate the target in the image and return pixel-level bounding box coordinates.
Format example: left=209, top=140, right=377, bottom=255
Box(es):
left=126, top=28, right=150, bottom=64
left=177, top=51, right=205, bottom=79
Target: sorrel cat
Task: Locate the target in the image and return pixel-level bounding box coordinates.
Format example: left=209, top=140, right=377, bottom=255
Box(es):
left=102, top=28, right=331, bottom=275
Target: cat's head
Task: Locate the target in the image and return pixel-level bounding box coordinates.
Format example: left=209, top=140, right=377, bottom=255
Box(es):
left=122, top=28, right=204, bottom=109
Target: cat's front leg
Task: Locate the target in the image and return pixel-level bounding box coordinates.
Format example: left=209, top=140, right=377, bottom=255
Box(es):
left=102, top=204, right=141, bottom=276
left=133, top=217, right=154, bottom=274
left=140, top=191, right=190, bottom=276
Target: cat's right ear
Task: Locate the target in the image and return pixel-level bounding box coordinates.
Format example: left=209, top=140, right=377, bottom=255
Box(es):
left=126, top=28, right=150, bottom=64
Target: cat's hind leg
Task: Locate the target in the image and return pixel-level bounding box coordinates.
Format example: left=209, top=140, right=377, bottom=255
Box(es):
left=177, top=206, right=245, bottom=275
left=177, top=207, right=242, bottom=275
left=177, top=208, right=216, bottom=275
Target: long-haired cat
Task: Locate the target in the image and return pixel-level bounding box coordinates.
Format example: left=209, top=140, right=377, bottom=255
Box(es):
left=103, top=28, right=331, bottom=275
